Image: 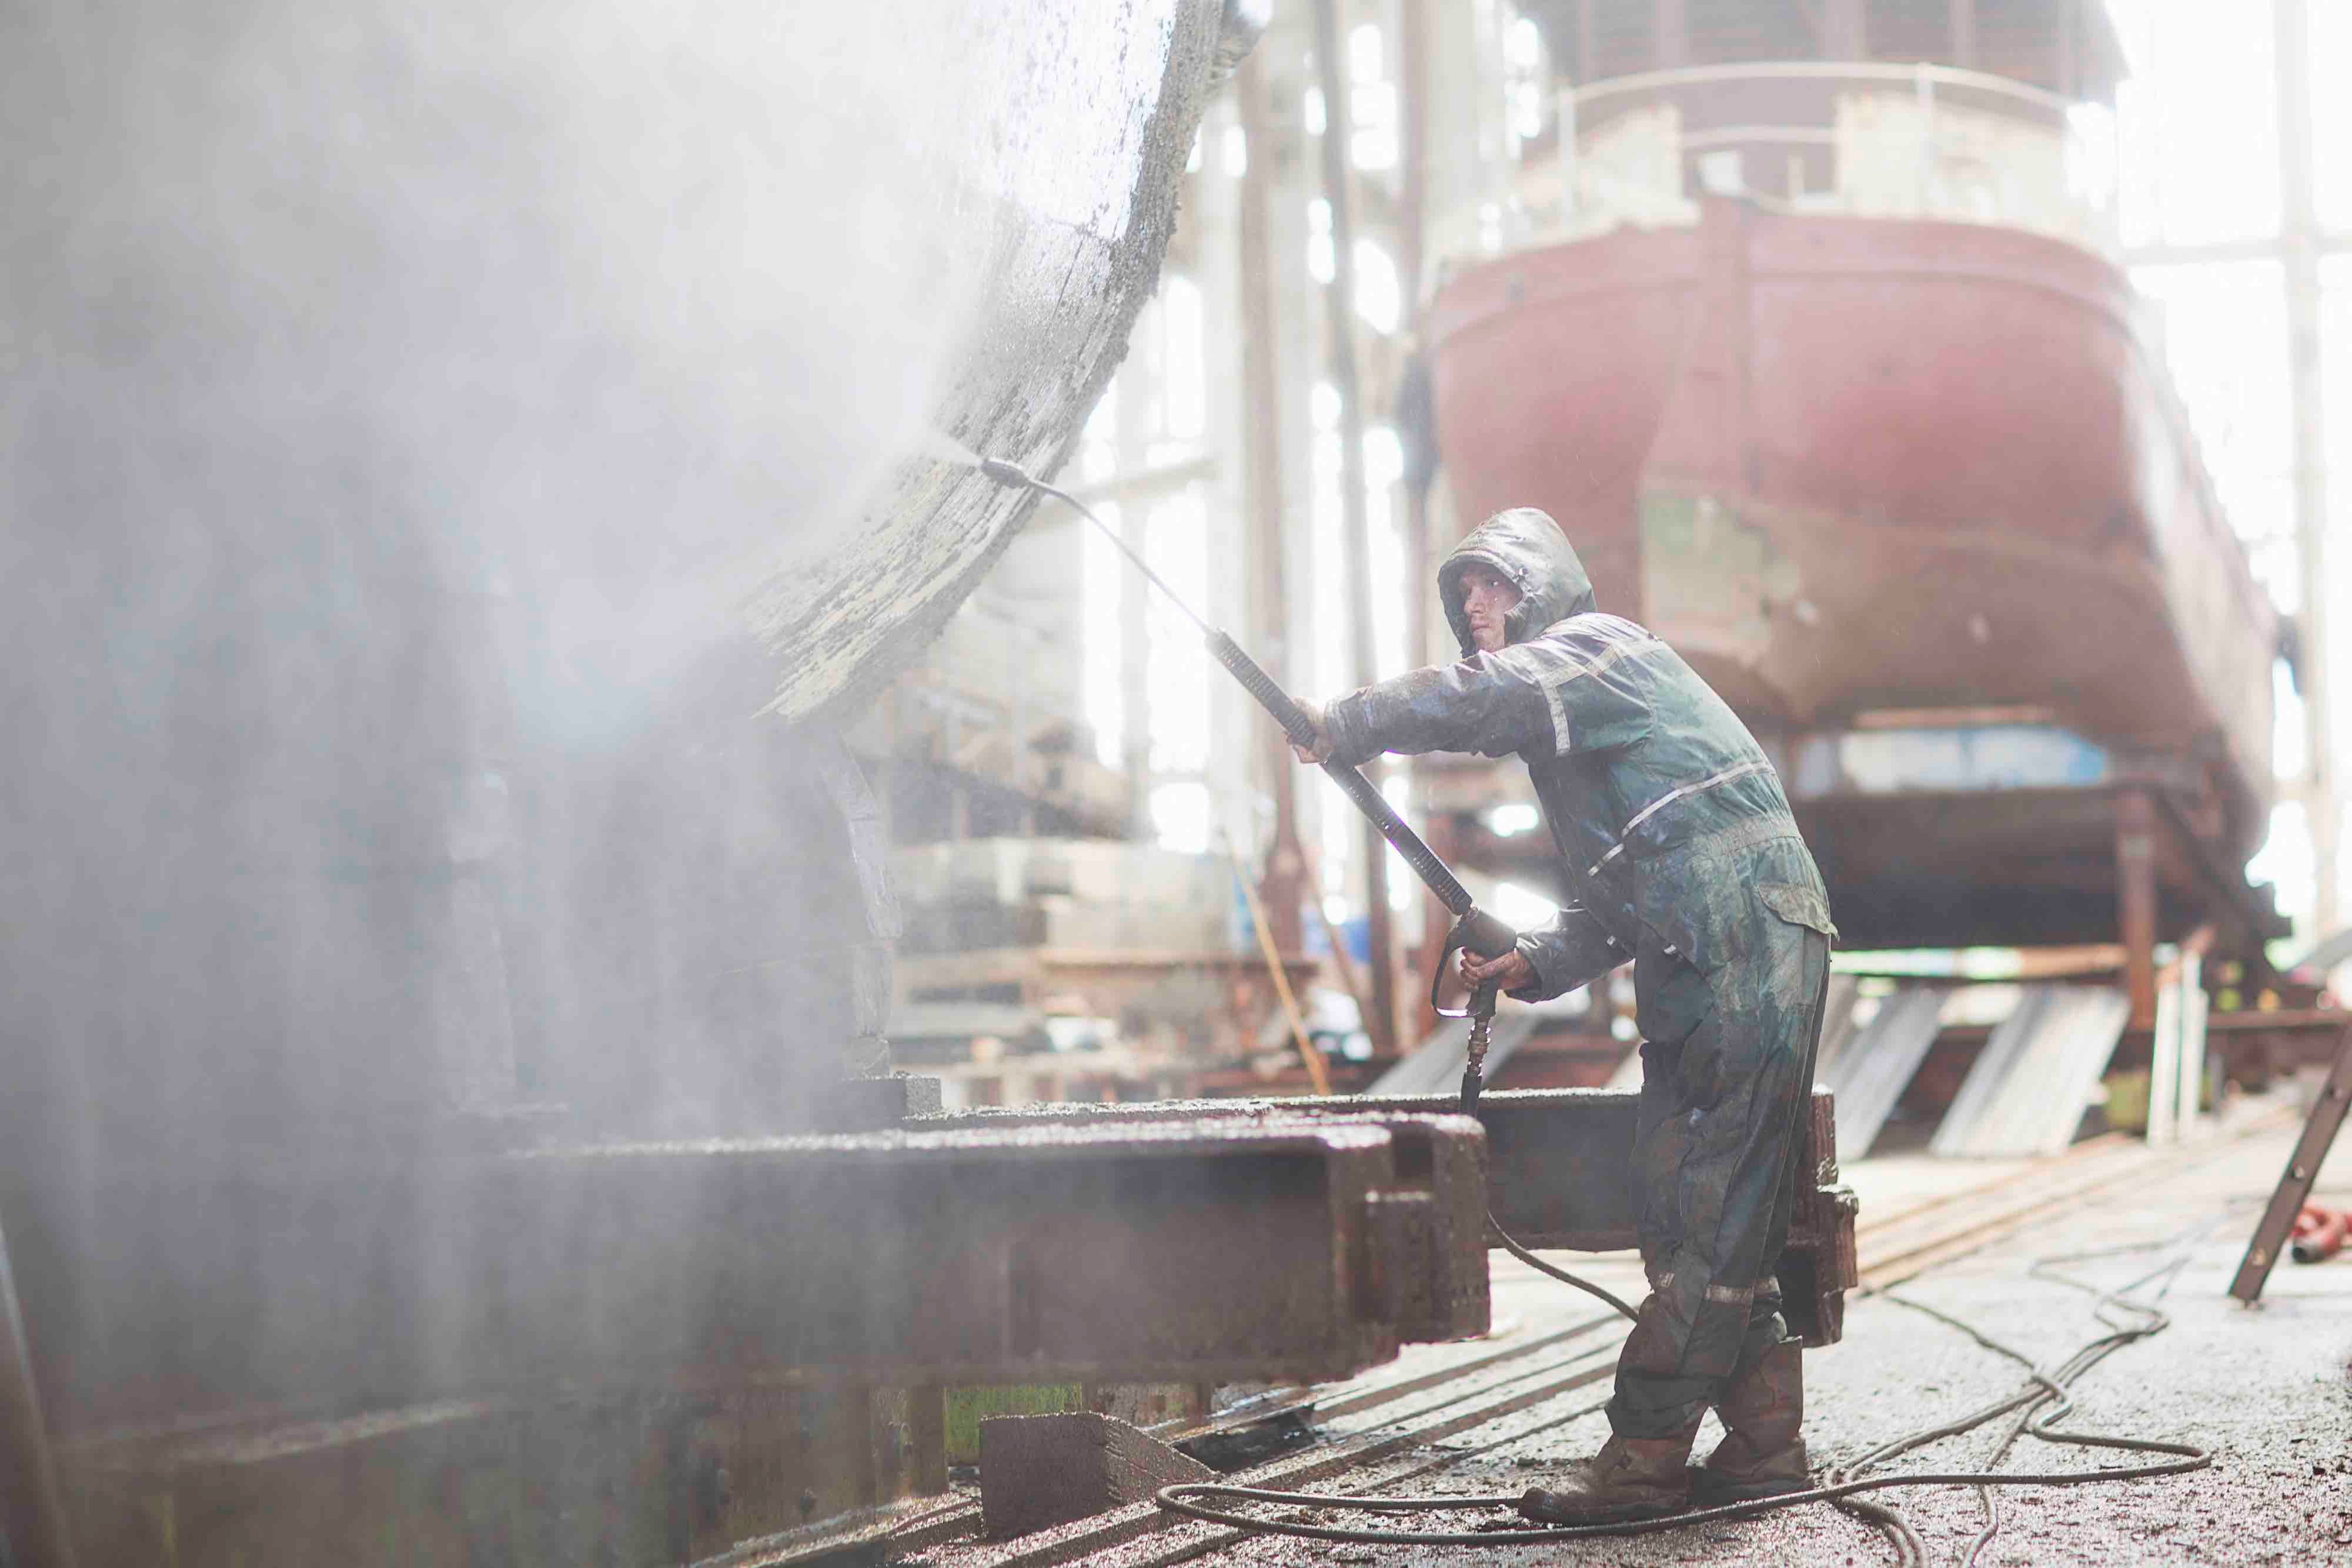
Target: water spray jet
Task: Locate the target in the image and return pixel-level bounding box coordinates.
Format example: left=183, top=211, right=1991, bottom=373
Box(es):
left=964, top=446, right=1515, bottom=1111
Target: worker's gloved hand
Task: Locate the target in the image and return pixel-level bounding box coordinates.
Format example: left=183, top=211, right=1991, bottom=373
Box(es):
left=1459, top=944, right=1535, bottom=994
left=1288, top=701, right=1334, bottom=765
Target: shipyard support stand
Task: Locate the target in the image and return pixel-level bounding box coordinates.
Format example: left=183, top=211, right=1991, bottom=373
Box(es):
left=2229, top=1019, right=2352, bottom=1303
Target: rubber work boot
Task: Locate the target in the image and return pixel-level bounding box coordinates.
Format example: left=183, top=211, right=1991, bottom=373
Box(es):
left=1516, top=1432, right=1698, bottom=1524
left=1693, top=1339, right=1809, bottom=1505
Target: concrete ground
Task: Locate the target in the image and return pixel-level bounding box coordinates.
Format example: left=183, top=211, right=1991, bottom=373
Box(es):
left=1020, top=1081, right=2352, bottom=1568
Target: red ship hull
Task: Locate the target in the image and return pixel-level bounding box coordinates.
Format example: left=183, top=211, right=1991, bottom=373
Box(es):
left=1426, top=198, right=2277, bottom=948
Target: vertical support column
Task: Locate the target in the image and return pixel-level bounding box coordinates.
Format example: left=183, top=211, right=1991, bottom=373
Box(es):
left=1011, top=643, right=1034, bottom=837
left=2117, top=787, right=2160, bottom=1032
left=2148, top=957, right=2180, bottom=1145
left=816, top=735, right=901, bottom=1084
left=1398, top=0, right=1445, bottom=1045
left=948, top=710, right=971, bottom=841
left=1947, top=0, right=1976, bottom=69
left=434, top=568, right=523, bottom=1117
left=1254, top=10, right=1326, bottom=954
left=2177, top=948, right=2210, bottom=1141
left=1116, top=359, right=1155, bottom=841
left=1195, top=91, right=1254, bottom=874
left=1823, top=0, right=1867, bottom=59
left=1420, top=0, right=1505, bottom=269
left=1237, top=52, right=1307, bottom=954
left=2055, top=0, right=2079, bottom=102
left=2278, top=0, right=2337, bottom=935
left=1652, top=0, right=1687, bottom=70
left=0, top=1219, right=76, bottom=1568
left=1398, top=0, right=1430, bottom=309
left=1312, top=0, right=1399, bottom=1054
left=906, top=1384, right=948, bottom=1496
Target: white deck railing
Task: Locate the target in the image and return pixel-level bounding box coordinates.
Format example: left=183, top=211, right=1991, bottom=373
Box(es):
left=1432, top=61, right=2120, bottom=266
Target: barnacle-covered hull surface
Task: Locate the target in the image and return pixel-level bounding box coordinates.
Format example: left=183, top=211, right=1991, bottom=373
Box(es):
left=0, top=1, right=1237, bottom=1559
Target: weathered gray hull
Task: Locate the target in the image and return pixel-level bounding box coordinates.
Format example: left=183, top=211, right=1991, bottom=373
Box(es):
left=754, top=0, right=1235, bottom=724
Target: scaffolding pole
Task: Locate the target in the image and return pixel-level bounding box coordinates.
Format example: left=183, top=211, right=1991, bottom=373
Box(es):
left=1235, top=51, right=1308, bottom=954
left=1311, top=0, right=1400, bottom=1055
left=2277, top=0, right=2337, bottom=935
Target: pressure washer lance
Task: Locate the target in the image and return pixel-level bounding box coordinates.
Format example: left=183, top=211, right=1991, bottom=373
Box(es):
left=975, top=454, right=1518, bottom=1110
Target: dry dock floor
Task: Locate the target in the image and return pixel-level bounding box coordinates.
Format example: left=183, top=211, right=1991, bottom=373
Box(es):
left=907, top=1079, right=2352, bottom=1568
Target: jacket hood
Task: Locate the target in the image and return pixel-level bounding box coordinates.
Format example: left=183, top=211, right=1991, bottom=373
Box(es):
left=1438, top=507, right=1596, bottom=658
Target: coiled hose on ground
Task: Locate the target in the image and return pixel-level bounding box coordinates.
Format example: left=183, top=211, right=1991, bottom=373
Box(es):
left=1155, top=1216, right=2220, bottom=1565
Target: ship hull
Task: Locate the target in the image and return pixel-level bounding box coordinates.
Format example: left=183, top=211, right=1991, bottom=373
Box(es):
left=1426, top=199, right=2277, bottom=947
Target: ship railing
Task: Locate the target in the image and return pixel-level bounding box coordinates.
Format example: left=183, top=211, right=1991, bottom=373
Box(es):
left=1430, top=61, right=2120, bottom=268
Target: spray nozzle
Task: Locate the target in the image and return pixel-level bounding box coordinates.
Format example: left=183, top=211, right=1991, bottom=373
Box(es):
left=978, top=456, right=1034, bottom=489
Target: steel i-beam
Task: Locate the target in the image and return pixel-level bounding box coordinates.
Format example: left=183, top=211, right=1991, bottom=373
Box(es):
left=918, top=1088, right=1859, bottom=1346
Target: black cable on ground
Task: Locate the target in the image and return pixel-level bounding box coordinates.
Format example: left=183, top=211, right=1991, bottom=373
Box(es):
left=1880, top=1208, right=2253, bottom=1568
left=1486, top=1211, right=1641, bottom=1322
left=1155, top=1450, right=2207, bottom=1550
left=1154, top=1220, right=2214, bottom=1560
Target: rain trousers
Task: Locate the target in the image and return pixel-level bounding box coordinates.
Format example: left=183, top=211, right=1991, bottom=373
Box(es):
left=1320, top=509, right=1836, bottom=1437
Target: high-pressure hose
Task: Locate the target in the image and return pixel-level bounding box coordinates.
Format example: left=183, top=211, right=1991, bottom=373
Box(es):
left=976, top=459, right=1478, bottom=906
left=1487, top=1213, right=1642, bottom=1322
left=1151, top=1228, right=2219, bottom=1563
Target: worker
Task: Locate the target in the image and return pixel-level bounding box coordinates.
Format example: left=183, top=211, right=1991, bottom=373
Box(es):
left=1289, top=507, right=1835, bottom=1523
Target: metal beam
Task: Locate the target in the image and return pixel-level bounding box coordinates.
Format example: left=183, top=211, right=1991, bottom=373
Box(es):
left=918, top=1088, right=1860, bottom=1346
left=916, top=1105, right=1491, bottom=1343
left=486, top=1122, right=1474, bottom=1387
left=925, top=1092, right=1646, bottom=1243
left=0, top=1218, right=75, bottom=1568
left=38, top=1121, right=1492, bottom=1423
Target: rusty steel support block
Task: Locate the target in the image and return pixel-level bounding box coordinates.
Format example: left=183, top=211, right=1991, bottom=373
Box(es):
left=36, top=1119, right=1484, bottom=1437
left=807, top=1073, right=945, bottom=1132
left=55, top=1120, right=1481, bottom=1563
left=916, top=1088, right=1859, bottom=1346
left=472, top=1121, right=1464, bottom=1388
left=1787, top=1086, right=1863, bottom=1346
left=910, top=1107, right=1491, bottom=1343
